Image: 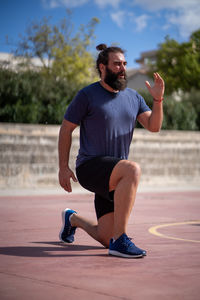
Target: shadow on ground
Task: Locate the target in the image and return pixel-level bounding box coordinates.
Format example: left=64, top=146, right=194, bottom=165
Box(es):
left=0, top=242, right=106, bottom=258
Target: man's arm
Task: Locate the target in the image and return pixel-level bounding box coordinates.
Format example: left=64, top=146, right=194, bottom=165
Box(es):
left=137, top=72, right=165, bottom=132
left=58, top=119, right=78, bottom=192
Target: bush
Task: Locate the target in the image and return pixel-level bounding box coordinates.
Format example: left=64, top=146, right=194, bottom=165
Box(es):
left=0, top=68, right=77, bottom=124
left=182, top=88, right=200, bottom=130
left=138, top=90, right=199, bottom=130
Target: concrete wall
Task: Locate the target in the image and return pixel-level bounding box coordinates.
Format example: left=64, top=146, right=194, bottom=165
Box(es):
left=0, top=123, right=200, bottom=190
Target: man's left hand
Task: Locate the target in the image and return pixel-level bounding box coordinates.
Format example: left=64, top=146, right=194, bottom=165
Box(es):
left=145, top=73, right=165, bottom=101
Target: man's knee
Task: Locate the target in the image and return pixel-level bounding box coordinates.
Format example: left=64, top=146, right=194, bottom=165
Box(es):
left=109, top=160, right=141, bottom=191
left=126, top=161, right=141, bottom=178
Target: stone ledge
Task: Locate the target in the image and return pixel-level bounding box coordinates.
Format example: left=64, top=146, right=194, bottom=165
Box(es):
left=0, top=123, right=200, bottom=189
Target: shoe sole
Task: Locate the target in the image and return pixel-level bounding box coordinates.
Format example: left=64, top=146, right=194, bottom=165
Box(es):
left=59, top=208, right=71, bottom=243
left=109, top=249, right=143, bottom=258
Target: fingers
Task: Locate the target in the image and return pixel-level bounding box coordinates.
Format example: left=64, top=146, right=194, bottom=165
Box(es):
left=145, top=80, right=151, bottom=89
left=154, top=72, right=159, bottom=83
left=59, top=177, right=72, bottom=193
left=65, top=177, right=72, bottom=193
left=146, top=73, right=164, bottom=89
left=145, top=72, right=164, bottom=99
left=71, top=173, right=78, bottom=183
left=154, top=72, right=164, bottom=86
left=63, top=174, right=77, bottom=193
left=59, top=170, right=77, bottom=193
left=156, top=72, right=163, bottom=80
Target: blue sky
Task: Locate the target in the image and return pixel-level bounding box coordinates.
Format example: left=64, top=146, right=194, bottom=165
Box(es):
left=1, top=0, right=200, bottom=68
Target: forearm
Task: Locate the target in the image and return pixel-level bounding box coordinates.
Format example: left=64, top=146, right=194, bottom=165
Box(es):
left=58, top=124, right=72, bottom=170
left=148, top=100, right=163, bottom=132
left=144, top=72, right=164, bottom=132
left=58, top=120, right=78, bottom=192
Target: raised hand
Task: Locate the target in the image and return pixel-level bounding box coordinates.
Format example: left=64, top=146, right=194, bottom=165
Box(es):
left=145, top=73, right=165, bottom=101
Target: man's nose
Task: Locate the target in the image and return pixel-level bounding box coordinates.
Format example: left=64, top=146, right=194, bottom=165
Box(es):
left=120, top=64, right=126, bottom=72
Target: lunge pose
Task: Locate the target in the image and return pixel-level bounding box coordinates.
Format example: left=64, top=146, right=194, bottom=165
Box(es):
left=58, top=44, right=165, bottom=258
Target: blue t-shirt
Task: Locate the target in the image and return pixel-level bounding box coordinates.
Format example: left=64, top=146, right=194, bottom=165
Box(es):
left=64, top=82, right=151, bottom=167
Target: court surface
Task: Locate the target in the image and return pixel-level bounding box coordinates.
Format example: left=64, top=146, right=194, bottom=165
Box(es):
left=0, top=189, right=200, bottom=300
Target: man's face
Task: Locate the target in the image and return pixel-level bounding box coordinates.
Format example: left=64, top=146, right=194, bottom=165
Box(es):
left=104, top=52, right=127, bottom=91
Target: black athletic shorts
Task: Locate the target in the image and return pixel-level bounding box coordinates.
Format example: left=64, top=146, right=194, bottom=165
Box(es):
left=76, top=156, right=122, bottom=219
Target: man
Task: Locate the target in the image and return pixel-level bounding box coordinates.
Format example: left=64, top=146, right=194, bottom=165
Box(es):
left=58, top=44, right=164, bottom=258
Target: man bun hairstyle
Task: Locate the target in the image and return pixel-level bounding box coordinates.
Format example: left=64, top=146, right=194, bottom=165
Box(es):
left=96, top=44, right=107, bottom=51
left=96, top=43, right=125, bottom=76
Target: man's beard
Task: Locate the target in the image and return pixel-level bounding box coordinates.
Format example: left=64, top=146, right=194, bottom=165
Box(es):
left=104, top=67, right=127, bottom=91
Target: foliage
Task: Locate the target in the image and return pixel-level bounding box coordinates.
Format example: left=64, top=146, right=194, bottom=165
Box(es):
left=143, top=29, right=200, bottom=131
left=138, top=90, right=199, bottom=131
left=15, top=10, right=99, bottom=70
left=0, top=12, right=99, bottom=124
left=182, top=88, right=200, bottom=130
left=0, top=68, right=70, bottom=124
left=148, top=29, right=200, bottom=95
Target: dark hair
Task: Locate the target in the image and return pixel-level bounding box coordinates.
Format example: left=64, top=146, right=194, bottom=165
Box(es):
left=96, top=44, right=125, bottom=76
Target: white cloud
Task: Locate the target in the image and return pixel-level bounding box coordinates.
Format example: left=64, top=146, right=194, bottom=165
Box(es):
left=132, top=0, right=199, bottom=11
left=111, top=9, right=149, bottom=32
left=167, top=7, right=200, bottom=38
left=105, top=0, right=200, bottom=37
left=132, top=0, right=200, bottom=37
left=42, top=0, right=88, bottom=8
left=134, top=14, right=149, bottom=32
left=95, top=0, right=121, bottom=9
left=43, top=0, right=121, bottom=9
left=42, top=0, right=200, bottom=38
left=110, top=10, right=126, bottom=28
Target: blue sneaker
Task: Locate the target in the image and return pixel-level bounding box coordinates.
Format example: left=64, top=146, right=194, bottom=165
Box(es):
left=129, top=237, right=146, bottom=256
left=59, top=208, right=77, bottom=243
left=109, top=233, right=145, bottom=258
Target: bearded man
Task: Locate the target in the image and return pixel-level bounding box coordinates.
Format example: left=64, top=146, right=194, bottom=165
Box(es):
left=58, top=44, right=165, bottom=258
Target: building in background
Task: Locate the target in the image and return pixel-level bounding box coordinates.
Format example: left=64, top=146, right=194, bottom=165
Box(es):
left=127, top=50, right=157, bottom=91
left=0, top=52, right=50, bottom=70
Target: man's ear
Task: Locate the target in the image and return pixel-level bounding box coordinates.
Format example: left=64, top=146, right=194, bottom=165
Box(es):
left=99, top=63, right=106, bottom=75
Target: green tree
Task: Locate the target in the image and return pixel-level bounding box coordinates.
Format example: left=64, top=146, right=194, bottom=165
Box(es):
left=182, top=88, right=200, bottom=130
left=0, top=68, right=43, bottom=123
left=137, top=90, right=198, bottom=130
left=51, top=16, right=99, bottom=95
left=15, top=10, right=99, bottom=104
left=149, top=29, right=200, bottom=95
left=1, top=12, right=99, bottom=124
left=15, top=11, right=99, bottom=76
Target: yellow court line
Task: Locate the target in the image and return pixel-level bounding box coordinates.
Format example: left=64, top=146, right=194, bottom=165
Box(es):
left=149, top=220, right=200, bottom=243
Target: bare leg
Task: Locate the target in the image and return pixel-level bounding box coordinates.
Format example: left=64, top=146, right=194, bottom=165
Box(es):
left=109, top=160, right=141, bottom=240
left=68, top=159, right=140, bottom=247
left=70, top=212, right=114, bottom=248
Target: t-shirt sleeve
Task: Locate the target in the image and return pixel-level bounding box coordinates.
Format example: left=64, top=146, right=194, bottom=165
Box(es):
left=136, top=92, right=151, bottom=116
left=64, top=90, right=89, bottom=125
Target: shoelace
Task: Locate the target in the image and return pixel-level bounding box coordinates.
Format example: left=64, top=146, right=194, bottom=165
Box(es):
left=124, top=235, right=135, bottom=247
